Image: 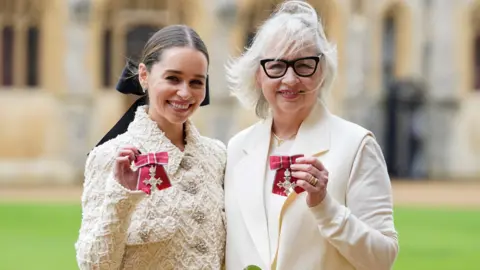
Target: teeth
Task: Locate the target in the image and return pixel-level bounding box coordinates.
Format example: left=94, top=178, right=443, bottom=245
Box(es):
left=281, top=91, right=297, bottom=95
left=170, top=102, right=189, bottom=109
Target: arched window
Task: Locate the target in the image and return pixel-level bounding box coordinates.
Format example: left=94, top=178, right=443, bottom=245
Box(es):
left=101, top=0, right=177, bottom=88
left=352, top=0, right=365, bottom=16
left=242, top=1, right=276, bottom=50
left=126, top=25, right=159, bottom=62
left=242, top=1, right=333, bottom=51
left=381, top=7, right=401, bottom=176
left=380, top=3, right=412, bottom=91
left=1, top=26, right=14, bottom=87
left=473, top=6, right=480, bottom=91
left=0, top=0, right=42, bottom=88
left=382, top=11, right=396, bottom=91
left=26, top=26, right=40, bottom=86
left=475, top=34, right=480, bottom=90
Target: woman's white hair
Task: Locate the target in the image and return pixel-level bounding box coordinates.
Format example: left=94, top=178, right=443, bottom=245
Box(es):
left=226, top=0, right=337, bottom=118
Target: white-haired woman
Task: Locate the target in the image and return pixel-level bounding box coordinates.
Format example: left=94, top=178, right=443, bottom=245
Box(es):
left=224, top=1, right=399, bottom=270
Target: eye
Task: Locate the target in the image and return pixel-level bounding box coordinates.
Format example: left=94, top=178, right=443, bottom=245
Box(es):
left=297, top=63, right=314, bottom=69
left=166, top=76, right=180, bottom=83
left=295, top=59, right=316, bottom=69
left=267, top=63, right=285, bottom=70
left=190, top=80, right=204, bottom=87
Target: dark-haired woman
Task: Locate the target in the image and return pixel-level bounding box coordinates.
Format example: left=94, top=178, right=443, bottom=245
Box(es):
left=75, top=25, right=226, bottom=270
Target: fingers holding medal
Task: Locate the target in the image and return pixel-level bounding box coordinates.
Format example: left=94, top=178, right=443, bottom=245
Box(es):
left=290, top=157, right=329, bottom=207
left=114, top=145, right=141, bottom=190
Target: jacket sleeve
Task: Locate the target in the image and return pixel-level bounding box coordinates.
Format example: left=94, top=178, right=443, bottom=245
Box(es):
left=75, top=147, right=144, bottom=269
left=309, top=135, right=399, bottom=270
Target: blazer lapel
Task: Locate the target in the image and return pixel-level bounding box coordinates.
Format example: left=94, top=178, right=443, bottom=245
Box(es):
left=290, top=102, right=331, bottom=157
left=270, top=103, right=332, bottom=269
left=234, top=117, right=273, bottom=266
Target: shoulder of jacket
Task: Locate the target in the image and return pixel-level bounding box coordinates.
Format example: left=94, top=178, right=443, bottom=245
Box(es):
left=329, top=114, right=373, bottom=140
left=200, top=136, right=227, bottom=165
left=227, top=121, right=261, bottom=150
left=201, top=136, right=226, bottom=153
left=85, top=133, right=132, bottom=172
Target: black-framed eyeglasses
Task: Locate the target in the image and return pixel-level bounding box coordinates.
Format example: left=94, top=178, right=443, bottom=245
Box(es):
left=260, top=55, right=321, bottom=79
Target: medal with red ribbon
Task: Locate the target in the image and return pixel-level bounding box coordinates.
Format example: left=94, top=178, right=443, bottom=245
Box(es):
left=132, top=152, right=171, bottom=195
left=269, top=154, right=305, bottom=197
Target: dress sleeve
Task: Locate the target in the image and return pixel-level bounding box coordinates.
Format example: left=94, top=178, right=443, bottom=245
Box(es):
left=75, top=147, right=144, bottom=269
left=309, top=135, right=399, bottom=270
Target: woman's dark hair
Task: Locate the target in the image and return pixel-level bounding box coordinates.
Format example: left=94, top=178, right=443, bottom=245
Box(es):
left=130, top=25, right=209, bottom=78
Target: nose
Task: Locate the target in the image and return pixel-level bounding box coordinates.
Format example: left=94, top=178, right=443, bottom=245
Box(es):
left=177, top=83, right=192, bottom=100
left=281, top=67, right=299, bottom=86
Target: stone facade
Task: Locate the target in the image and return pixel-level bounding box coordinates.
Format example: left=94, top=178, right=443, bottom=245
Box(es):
left=0, top=0, right=479, bottom=185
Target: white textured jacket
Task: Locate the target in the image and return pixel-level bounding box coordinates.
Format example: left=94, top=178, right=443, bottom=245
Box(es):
left=75, top=106, right=227, bottom=270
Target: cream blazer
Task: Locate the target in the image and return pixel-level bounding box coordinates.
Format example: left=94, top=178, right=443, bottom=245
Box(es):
left=224, top=103, right=399, bottom=270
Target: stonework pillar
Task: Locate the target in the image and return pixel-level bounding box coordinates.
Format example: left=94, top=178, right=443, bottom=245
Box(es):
left=203, top=0, right=238, bottom=143
left=343, top=15, right=385, bottom=146
left=343, top=15, right=368, bottom=121
left=64, top=0, right=94, bottom=182
left=424, top=0, right=460, bottom=178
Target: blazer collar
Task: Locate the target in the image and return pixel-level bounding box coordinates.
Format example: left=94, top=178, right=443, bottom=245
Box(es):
left=235, top=102, right=331, bottom=266
left=127, top=105, right=203, bottom=175
left=243, top=102, right=331, bottom=157
left=233, top=116, right=273, bottom=266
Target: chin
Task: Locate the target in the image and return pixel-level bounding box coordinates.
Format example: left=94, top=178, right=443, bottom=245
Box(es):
left=277, top=102, right=314, bottom=116
left=278, top=102, right=302, bottom=111
left=148, top=106, right=190, bottom=126
left=163, top=111, right=191, bottom=124
left=168, top=107, right=198, bottom=123
left=170, top=114, right=191, bottom=124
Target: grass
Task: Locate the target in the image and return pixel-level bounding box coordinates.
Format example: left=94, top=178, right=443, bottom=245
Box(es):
left=0, top=203, right=81, bottom=270
left=393, top=207, right=480, bottom=270
left=0, top=204, right=479, bottom=270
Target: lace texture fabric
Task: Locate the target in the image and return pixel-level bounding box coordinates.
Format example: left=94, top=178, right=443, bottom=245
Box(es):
left=75, top=106, right=227, bottom=270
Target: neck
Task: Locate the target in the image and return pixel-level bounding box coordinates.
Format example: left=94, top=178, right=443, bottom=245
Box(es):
left=148, top=109, right=185, bottom=151
left=271, top=107, right=312, bottom=138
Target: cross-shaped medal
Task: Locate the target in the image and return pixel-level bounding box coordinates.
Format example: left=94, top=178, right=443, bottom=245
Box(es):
left=276, top=169, right=296, bottom=196
left=142, top=166, right=163, bottom=193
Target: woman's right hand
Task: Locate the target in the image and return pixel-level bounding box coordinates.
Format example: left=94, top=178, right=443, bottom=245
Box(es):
left=113, top=146, right=141, bottom=190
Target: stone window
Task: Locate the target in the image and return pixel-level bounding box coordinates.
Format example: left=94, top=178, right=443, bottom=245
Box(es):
left=473, top=7, right=480, bottom=91
left=101, top=0, right=182, bottom=88
left=352, top=0, right=364, bottom=16
left=243, top=1, right=332, bottom=51
left=0, top=0, right=42, bottom=89
left=382, top=11, right=396, bottom=91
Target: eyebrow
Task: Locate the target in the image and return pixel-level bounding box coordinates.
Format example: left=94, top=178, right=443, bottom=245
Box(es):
left=164, top=69, right=206, bottom=79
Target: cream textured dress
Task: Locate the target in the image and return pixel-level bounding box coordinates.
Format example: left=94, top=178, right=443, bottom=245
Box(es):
left=75, top=106, right=227, bottom=270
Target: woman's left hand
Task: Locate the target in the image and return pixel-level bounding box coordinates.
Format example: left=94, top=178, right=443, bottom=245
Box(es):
left=290, top=157, right=329, bottom=207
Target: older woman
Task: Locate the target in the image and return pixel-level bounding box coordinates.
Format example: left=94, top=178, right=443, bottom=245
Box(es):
left=224, top=1, right=399, bottom=270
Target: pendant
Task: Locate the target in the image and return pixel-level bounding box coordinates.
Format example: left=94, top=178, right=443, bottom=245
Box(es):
left=142, top=166, right=163, bottom=193
left=276, top=169, right=296, bottom=196
left=276, top=139, right=284, bottom=147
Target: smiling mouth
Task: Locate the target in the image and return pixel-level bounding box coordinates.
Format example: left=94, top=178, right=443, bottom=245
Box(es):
left=167, top=101, right=192, bottom=110
left=277, top=90, right=306, bottom=95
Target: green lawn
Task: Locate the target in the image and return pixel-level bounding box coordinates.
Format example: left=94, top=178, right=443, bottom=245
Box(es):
left=0, top=203, right=81, bottom=270
left=393, top=207, right=480, bottom=270
left=0, top=204, right=478, bottom=270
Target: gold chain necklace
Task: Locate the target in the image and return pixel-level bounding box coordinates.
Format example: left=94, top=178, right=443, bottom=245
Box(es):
left=272, top=132, right=297, bottom=147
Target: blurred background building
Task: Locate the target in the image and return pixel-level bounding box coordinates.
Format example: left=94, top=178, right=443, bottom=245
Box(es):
left=0, top=0, right=479, bottom=185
